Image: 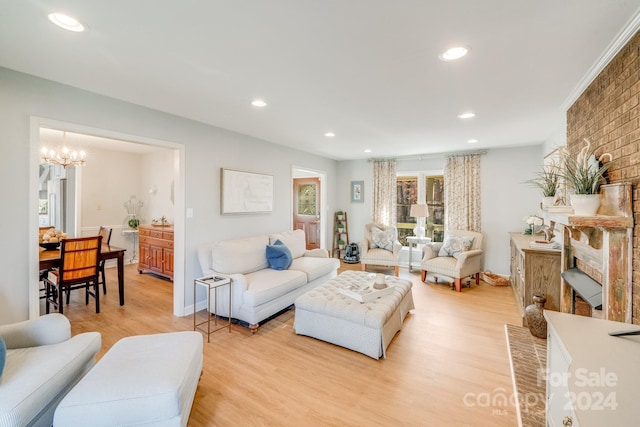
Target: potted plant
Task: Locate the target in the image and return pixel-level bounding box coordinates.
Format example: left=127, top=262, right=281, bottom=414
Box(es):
left=336, top=211, right=344, bottom=220
left=526, top=164, right=560, bottom=208
left=337, top=222, right=345, bottom=231
left=338, top=239, right=345, bottom=249
left=559, top=139, right=614, bottom=215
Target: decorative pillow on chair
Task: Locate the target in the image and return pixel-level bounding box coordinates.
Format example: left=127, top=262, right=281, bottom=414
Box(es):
left=438, top=236, right=475, bottom=259
left=370, top=226, right=395, bottom=251
left=266, top=239, right=293, bottom=270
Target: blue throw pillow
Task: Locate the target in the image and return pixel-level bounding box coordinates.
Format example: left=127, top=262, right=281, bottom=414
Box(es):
left=266, top=239, right=293, bottom=270
left=0, top=336, right=6, bottom=379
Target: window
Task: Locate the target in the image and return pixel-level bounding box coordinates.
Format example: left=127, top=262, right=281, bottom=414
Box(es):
left=396, top=176, right=417, bottom=246
left=425, top=175, right=444, bottom=242
left=396, top=172, right=444, bottom=245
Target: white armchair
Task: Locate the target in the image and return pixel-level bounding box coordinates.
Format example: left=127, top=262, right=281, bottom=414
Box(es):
left=0, top=314, right=101, bottom=426
left=358, top=223, right=402, bottom=276
left=420, top=230, right=484, bottom=292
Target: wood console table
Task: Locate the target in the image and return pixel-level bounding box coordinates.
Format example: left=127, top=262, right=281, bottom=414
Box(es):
left=138, top=225, right=174, bottom=280
left=509, top=233, right=561, bottom=325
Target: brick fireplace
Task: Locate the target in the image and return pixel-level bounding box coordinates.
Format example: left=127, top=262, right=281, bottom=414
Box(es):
left=566, top=30, right=640, bottom=324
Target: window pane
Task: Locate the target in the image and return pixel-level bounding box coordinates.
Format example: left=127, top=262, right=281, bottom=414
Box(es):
left=297, top=184, right=317, bottom=215
left=425, top=176, right=444, bottom=242
left=396, top=176, right=417, bottom=246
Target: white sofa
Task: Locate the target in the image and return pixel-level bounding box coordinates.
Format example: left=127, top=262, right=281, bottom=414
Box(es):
left=0, top=314, right=101, bottom=427
left=197, top=229, right=340, bottom=332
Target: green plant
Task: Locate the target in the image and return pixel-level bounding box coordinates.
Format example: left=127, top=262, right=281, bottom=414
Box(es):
left=338, top=239, right=345, bottom=246
left=526, top=165, right=560, bottom=197
left=128, top=218, right=140, bottom=229
left=560, top=140, right=614, bottom=195
left=337, top=222, right=344, bottom=229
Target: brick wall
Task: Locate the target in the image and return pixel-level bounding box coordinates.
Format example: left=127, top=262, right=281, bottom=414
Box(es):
left=566, top=31, right=640, bottom=323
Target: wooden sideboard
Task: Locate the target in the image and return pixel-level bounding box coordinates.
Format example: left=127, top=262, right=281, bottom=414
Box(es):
left=509, top=232, right=561, bottom=325
left=138, top=225, right=174, bottom=280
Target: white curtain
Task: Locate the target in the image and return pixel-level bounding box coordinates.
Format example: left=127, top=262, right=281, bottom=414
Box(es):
left=372, top=159, right=397, bottom=226
left=444, top=154, right=481, bottom=231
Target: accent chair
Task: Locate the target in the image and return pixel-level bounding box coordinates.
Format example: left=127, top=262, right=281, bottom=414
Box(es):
left=420, top=229, right=484, bottom=292
left=358, top=223, right=402, bottom=276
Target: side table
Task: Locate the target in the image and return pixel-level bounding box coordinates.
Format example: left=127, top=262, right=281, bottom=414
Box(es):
left=406, top=236, right=432, bottom=272
left=193, top=275, right=232, bottom=342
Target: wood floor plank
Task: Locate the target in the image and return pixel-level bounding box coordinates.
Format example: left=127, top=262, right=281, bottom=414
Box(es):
left=50, top=262, right=522, bottom=426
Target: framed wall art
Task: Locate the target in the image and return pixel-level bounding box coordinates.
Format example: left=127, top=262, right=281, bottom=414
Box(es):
left=351, top=180, right=364, bottom=203
left=221, top=168, right=274, bottom=214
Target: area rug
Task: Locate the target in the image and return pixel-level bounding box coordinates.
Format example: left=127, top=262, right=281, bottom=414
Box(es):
left=505, top=324, right=547, bottom=427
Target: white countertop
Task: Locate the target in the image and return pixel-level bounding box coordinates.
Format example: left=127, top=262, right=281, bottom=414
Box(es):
left=544, top=311, right=640, bottom=426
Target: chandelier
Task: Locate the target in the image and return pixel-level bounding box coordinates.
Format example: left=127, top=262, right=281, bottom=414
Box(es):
left=41, top=132, right=86, bottom=168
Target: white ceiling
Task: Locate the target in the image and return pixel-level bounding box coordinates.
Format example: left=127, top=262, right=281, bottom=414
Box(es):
left=3, top=1, right=640, bottom=160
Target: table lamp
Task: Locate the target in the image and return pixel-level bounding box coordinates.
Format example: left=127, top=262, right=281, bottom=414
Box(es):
left=410, top=203, right=429, bottom=238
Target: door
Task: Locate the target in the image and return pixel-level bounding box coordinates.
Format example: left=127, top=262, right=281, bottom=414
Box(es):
left=293, top=178, right=320, bottom=249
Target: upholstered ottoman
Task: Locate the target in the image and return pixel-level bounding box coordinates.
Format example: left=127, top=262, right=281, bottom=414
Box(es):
left=53, top=331, right=203, bottom=427
left=293, top=270, right=414, bottom=359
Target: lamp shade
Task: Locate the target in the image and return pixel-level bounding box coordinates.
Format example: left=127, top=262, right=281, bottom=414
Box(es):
left=410, top=203, right=428, bottom=218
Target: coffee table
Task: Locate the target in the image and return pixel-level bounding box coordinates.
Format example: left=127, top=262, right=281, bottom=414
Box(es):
left=293, top=270, right=414, bottom=359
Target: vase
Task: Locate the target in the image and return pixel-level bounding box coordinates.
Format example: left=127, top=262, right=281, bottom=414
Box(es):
left=524, top=295, right=547, bottom=339
left=570, top=194, right=600, bottom=216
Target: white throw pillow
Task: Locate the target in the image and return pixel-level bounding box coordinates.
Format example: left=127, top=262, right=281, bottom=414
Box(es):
left=370, top=226, right=394, bottom=251
left=212, top=235, right=270, bottom=274
left=438, top=236, right=475, bottom=259
left=269, top=230, right=306, bottom=259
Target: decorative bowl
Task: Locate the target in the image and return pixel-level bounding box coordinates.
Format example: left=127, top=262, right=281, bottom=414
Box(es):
left=40, top=242, right=61, bottom=250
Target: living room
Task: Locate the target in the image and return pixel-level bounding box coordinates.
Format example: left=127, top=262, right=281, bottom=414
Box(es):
left=2, top=2, right=640, bottom=426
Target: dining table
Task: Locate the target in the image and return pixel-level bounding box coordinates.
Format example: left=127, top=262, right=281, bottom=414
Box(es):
left=39, top=244, right=127, bottom=306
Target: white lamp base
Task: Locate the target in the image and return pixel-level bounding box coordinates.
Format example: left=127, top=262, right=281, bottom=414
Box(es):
left=413, top=226, right=425, bottom=239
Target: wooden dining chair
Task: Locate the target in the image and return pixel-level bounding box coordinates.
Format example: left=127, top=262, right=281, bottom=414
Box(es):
left=44, top=235, right=103, bottom=314
left=98, top=226, right=112, bottom=294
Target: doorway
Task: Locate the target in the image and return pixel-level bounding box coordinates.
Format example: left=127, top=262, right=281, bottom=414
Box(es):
left=291, top=167, right=327, bottom=250
left=29, top=117, right=186, bottom=319
left=293, top=177, right=320, bottom=249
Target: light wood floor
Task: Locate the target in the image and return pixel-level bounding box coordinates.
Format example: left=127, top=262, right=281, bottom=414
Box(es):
left=50, top=262, right=522, bottom=426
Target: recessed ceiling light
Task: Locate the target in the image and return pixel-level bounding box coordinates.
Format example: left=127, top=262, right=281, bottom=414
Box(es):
left=48, top=13, right=85, bottom=32
left=324, top=132, right=335, bottom=138
left=467, top=139, right=479, bottom=144
left=364, top=149, right=372, bottom=153
left=439, top=46, right=469, bottom=61
left=251, top=99, right=267, bottom=107
left=457, top=112, right=476, bottom=119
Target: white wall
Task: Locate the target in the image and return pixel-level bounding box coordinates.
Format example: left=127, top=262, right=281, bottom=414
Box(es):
left=81, top=148, right=142, bottom=227
left=0, top=66, right=338, bottom=324
left=481, top=145, right=545, bottom=274
left=78, top=147, right=143, bottom=259
left=336, top=160, right=372, bottom=245
left=338, top=147, right=545, bottom=276
left=140, top=149, right=176, bottom=223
